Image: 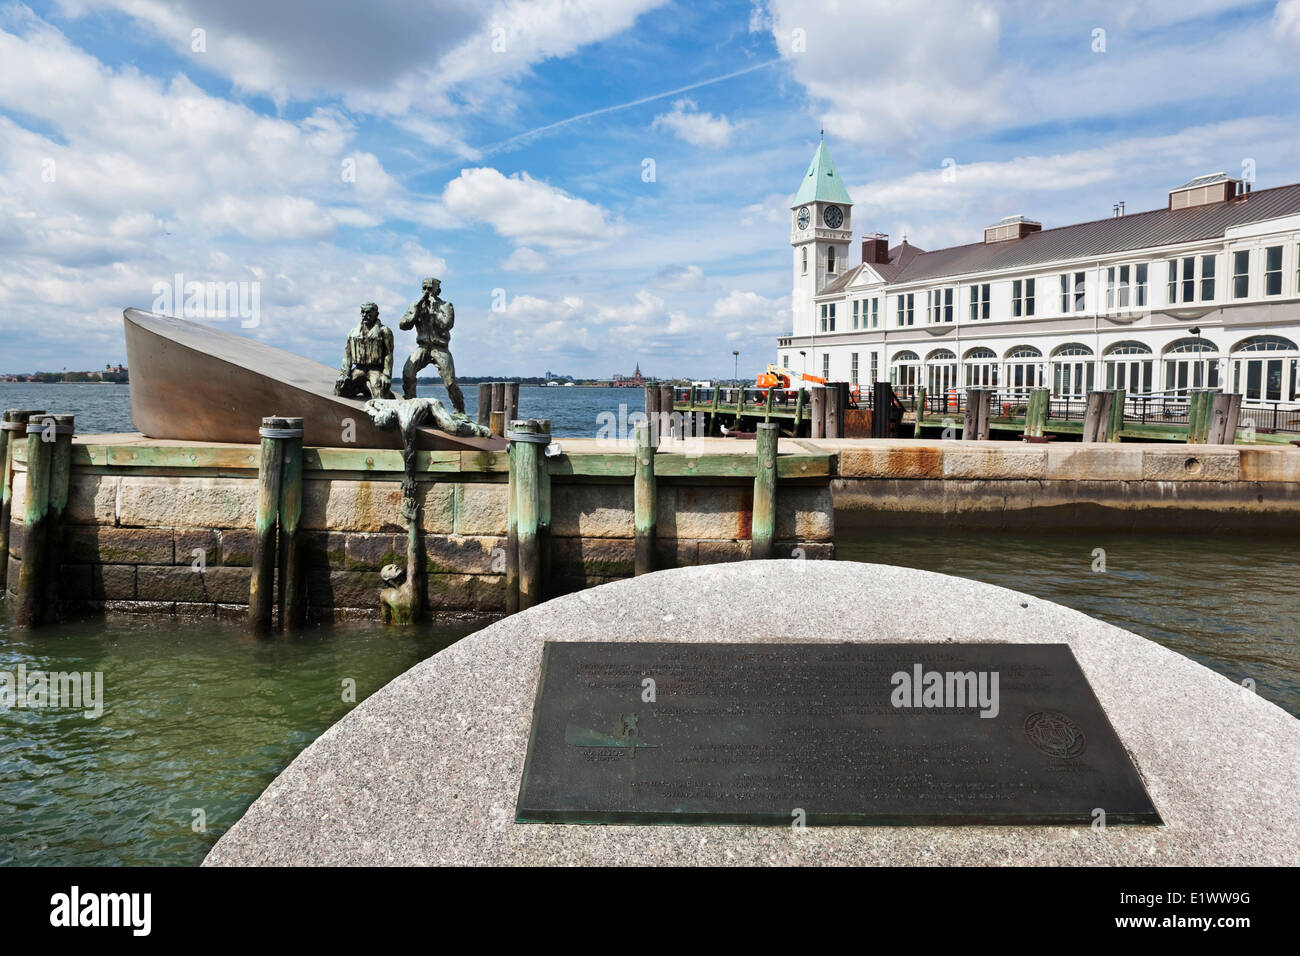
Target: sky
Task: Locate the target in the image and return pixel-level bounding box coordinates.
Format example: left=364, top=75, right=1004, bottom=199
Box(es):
left=2, top=0, right=1300, bottom=379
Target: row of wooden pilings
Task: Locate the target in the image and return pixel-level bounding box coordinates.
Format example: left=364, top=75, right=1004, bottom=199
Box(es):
left=476, top=383, right=519, bottom=437
left=647, top=384, right=848, bottom=438
left=247, top=416, right=306, bottom=634
left=918, top=387, right=1242, bottom=443
left=1, top=409, right=75, bottom=628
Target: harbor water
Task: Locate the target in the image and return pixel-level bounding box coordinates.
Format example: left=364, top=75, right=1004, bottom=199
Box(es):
left=1, top=382, right=1297, bottom=865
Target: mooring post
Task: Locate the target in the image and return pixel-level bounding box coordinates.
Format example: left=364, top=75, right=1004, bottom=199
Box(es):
left=505, top=439, right=519, bottom=615
left=490, top=382, right=506, bottom=423
left=634, top=420, right=656, bottom=576
left=752, top=422, right=778, bottom=560
left=913, top=386, right=928, bottom=438
left=793, top=388, right=806, bottom=437
left=277, top=417, right=305, bottom=632
left=1, top=409, right=43, bottom=594
left=810, top=388, right=825, bottom=439
left=510, top=419, right=549, bottom=610
left=248, top=416, right=288, bottom=634
left=1187, top=390, right=1214, bottom=443
left=824, top=384, right=842, bottom=438
left=1024, top=388, right=1049, bottom=439
left=1107, top=388, right=1127, bottom=443
left=659, top=386, right=675, bottom=439
left=710, top=386, right=722, bottom=436
left=504, top=382, right=519, bottom=427
left=489, top=409, right=505, bottom=436
left=962, top=389, right=983, bottom=440
left=41, top=415, right=75, bottom=616
left=1207, top=392, right=1243, bottom=444
left=477, top=383, right=493, bottom=428
left=14, top=416, right=55, bottom=627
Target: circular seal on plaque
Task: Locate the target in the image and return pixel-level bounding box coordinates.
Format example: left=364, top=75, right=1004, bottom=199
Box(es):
left=1024, top=710, right=1086, bottom=759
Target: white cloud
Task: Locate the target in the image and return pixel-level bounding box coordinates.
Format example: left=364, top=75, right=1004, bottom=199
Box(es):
left=442, top=167, right=622, bottom=252
left=1275, top=0, right=1300, bottom=46
left=651, top=98, right=737, bottom=148
left=501, top=247, right=547, bottom=272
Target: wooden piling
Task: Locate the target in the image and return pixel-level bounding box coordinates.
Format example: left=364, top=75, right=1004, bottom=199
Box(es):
left=503, top=382, right=519, bottom=427
left=1083, top=391, right=1109, bottom=441
left=511, top=419, right=549, bottom=610
left=659, top=386, right=675, bottom=439
left=1024, top=388, right=1049, bottom=439
left=963, top=389, right=990, bottom=440
left=14, top=416, right=55, bottom=627
left=793, top=388, right=806, bottom=437
left=810, top=388, right=825, bottom=439
left=824, top=384, right=842, bottom=438
left=1187, top=390, right=1214, bottom=443
left=505, top=438, right=519, bottom=615
left=248, top=416, right=287, bottom=634
left=477, top=383, right=493, bottom=428
left=490, top=383, right=506, bottom=422
left=751, top=422, right=778, bottom=560
left=277, top=417, right=305, bottom=632
left=913, top=386, right=928, bottom=438
left=489, top=409, right=505, bottom=436
left=0, top=409, right=43, bottom=594
left=1207, top=392, right=1243, bottom=444
left=41, top=415, right=75, bottom=617
left=634, top=421, right=656, bottom=576
left=1107, top=389, right=1126, bottom=443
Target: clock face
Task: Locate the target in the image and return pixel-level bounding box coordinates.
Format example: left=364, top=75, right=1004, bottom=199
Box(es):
left=796, top=207, right=810, bottom=230
left=823, top=205, right=844, bottom=229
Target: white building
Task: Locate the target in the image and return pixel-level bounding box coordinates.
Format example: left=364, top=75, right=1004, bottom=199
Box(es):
left=779, top=144, right=1300, bottom=408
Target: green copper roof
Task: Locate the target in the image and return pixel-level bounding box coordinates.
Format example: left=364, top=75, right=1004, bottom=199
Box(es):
left=792, top=141, right=853, bottom=207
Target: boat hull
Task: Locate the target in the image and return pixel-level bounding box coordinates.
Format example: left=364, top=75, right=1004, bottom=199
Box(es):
left=123, top=309, right=505, bottom=452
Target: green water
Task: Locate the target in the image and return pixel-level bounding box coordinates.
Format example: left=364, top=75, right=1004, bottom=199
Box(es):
left=0, top=609, right=474, bottom=866
left=2, top=529, right=1297, bottom=866
left=837, top=523, right=1300, bottom=719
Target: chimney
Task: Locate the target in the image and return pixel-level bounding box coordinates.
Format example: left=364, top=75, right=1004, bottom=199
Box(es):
left=861, top=233, right=889, bottom=264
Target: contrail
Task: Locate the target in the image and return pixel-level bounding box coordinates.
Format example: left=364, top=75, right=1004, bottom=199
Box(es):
left=481, top=57, right=781, bottom=155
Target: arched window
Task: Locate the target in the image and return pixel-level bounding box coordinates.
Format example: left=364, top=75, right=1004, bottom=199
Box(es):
left=1052, top=343, right=1093, bottom=397
left=1104, top=340, right=1152, bottom=356
left=827, top=246, right=837, bottom=274
left=892, top=350, right=920, bottom=362
left=1052, top=343, right=1093, bottom=357
left=1006, top=345, right=1042, bottom=359
left=1230, top=334, right=1298, bottom=353
left=963, top=347, right=998, bottom=387
left=890, top=350, right=921, bottom=398
left=1164, top=337, right=1218, bottom=354
left=926, top=348, right=956, bottom=362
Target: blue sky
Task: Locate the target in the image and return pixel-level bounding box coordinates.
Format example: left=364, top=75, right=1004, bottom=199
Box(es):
left=2, top=0, right=1299, bottom=378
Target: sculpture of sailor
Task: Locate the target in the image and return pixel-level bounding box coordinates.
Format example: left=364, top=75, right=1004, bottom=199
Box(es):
left=399, top=277, right=465, bottom=413
left=333, top=302, right=395, bottom=400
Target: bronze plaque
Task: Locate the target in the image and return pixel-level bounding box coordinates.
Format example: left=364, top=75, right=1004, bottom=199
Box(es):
left=516, top=642, right=1160, bottom=826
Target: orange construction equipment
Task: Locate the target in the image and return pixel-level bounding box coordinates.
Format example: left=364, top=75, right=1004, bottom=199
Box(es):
left=756, top=364, right=828, bottom=389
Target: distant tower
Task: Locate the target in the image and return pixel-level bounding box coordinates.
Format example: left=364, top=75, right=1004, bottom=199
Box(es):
left=790, top=139, right=853, bottom=338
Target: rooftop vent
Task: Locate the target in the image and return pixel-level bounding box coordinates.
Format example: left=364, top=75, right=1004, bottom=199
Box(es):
left=1169, top=172, right=1248, bottom=210
left=984, top=215, right=1041, bottom=244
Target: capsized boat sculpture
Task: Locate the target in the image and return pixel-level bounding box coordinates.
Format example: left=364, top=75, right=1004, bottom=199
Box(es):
left=123, top=309, right=505, bottom=452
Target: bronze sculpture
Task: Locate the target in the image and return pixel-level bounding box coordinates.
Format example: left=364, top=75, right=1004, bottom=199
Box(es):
left=364, top=396, right=490, bottom=624
left=399, top=278, right=465, bottom=412
left=334, top=302, right=395, bottom=400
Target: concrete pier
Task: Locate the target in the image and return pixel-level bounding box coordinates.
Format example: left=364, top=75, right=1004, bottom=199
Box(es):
left=203, top=562, right=1300, bottom=866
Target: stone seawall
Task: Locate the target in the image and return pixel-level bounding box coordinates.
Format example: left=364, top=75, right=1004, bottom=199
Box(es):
left=825, top=438, right=1300, bottom=530
left=3, top=435, right=834, bottom=619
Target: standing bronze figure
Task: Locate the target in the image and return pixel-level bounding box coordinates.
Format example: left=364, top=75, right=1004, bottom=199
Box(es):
left=334, top=302, right=395, bottom=400
left=400, top=277, right=465, bottom=413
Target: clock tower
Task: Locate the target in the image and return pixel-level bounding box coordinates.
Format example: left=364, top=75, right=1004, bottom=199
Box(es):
left=790, top=140, right=853, bottom=338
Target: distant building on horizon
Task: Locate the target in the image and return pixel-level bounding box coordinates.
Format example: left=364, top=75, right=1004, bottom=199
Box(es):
left=612, top=363, right=647, bottom=387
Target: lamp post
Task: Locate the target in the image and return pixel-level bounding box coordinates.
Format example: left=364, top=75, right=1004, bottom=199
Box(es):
left=732, top=350, right=739, bottom=386
left=799, top=350, right=807, bottom=378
